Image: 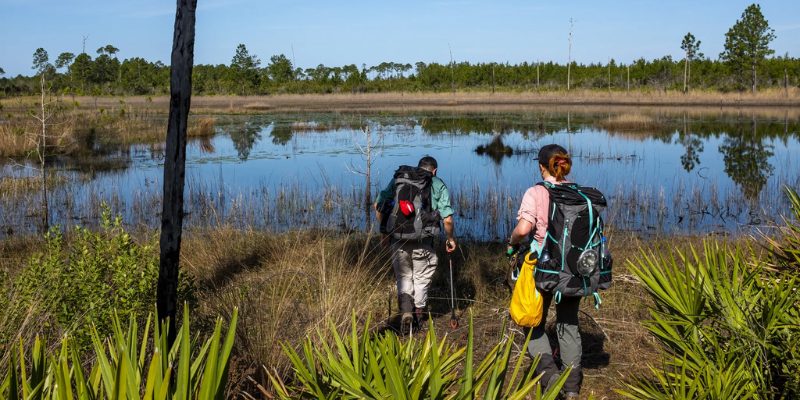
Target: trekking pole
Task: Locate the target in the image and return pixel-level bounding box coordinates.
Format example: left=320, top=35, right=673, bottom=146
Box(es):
left=448, top=252, right=459, bottom=329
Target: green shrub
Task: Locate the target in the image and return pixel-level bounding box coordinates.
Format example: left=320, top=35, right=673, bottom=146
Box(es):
left=268, top=312, right=568, bottom=400
left=1, top=306, right=238, bottom=399
left=8, top=209, right=195, bottom=348
left=619, top=187, right=800, bottom=399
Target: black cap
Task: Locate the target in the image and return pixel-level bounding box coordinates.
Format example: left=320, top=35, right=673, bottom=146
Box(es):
left=418, top=156, right=438, bottom=170
left=537, top=144, right=568, bottom=166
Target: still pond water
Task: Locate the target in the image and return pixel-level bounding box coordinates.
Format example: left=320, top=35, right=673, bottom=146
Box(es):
left=3, top=110, right=799, bottom=241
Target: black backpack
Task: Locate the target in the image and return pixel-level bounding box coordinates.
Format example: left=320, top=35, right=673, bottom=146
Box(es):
left=533, top=182, right=612, bottom=307
left=381, top=166, right=441, bottom=241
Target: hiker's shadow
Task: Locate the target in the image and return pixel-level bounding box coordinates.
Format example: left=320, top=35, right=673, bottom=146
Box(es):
left=544, top=312, right=611, bottom=369
left=579, top=317, right=611, bottom=368
left=427, top=245, right=478, bottom=319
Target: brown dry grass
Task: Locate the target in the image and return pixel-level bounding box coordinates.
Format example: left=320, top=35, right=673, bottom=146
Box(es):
left=180, top=227, right=393, bottom=391
left=0, top=103, right=215, bottom=157
left=188, top=117, right=217, bottom=137
left=176, top=226, right=715, bottom=398
left=0, top=124, right=30, bottom=157
left=0, top=175, right=66, bottom=196
left=597, top=113, right=660, bottom=132
left=3, top=89, right=800, bottom=114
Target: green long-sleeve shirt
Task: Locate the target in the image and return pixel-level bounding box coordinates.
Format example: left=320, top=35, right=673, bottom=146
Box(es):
left=375, top=176, right=454, bottom=219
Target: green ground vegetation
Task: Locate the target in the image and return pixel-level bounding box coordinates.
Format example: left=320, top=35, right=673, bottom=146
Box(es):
left=619, top=187, right=800, bottom=398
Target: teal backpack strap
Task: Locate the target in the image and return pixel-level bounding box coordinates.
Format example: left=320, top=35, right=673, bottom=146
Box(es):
left=554, top=290, right=562, bottom=304
left=529, top=238, right=543, bottom=258
left=593, top=292, right=602, bottom=309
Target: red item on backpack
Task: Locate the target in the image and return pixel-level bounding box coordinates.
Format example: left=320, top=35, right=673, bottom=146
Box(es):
left=399, top=200, right=415, bottom=216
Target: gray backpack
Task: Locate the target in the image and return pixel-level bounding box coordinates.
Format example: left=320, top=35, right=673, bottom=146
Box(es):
left=532, top=182, right=612, bottom=307
left=382, top=166, right=441, bottom=241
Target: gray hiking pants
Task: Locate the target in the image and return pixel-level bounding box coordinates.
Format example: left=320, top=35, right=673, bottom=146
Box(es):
left=391, top=240, right=438, bottom=314
left=527, top=294, right=582, bottom=394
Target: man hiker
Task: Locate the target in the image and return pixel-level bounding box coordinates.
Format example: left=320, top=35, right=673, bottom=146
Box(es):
left=375, top=156, right=457, bottom=334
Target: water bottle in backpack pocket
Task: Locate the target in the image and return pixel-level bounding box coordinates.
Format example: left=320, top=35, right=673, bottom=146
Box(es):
left=533, top=250, right=560, bottom=293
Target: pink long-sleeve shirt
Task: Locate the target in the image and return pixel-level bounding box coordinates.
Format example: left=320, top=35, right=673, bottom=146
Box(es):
left=516, top=176, right=565, bottom=247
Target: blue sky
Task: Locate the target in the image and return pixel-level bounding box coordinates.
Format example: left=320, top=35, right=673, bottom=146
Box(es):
left=1, top=0, right=799, bottom=77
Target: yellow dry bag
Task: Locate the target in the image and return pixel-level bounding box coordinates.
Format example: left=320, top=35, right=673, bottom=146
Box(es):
left=509, top=252, right=543, bottom=327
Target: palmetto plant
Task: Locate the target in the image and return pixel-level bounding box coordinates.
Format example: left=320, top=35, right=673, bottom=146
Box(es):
left=1, top=305, right=238, bottom=400
left=619, top=187, right=800, bottom=399
left=268, top=312, right=568, bottom=400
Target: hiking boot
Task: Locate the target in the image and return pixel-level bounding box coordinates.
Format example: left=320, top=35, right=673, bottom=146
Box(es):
left=543, top=373, right=560, bottom=394
left=400, top=312, right=413, bottom=336
left=414, top=306, right=426, bottom=325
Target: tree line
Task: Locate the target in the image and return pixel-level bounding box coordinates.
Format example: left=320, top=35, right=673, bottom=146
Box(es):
left=1, top=4, right=797, bottom=97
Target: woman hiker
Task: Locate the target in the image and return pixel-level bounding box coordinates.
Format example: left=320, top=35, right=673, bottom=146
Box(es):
left=506, top=144, right=585, bottom=398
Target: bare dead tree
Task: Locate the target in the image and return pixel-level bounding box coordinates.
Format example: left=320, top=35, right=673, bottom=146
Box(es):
left=158, top=0, right=197, bottom=346
left=448, top=44, right=455, bottom=95
left=567, top=18, right=574, bottom=91
left=35, top=72, right=52, bottom=231
left=26, top=56, right=69, bottom=233
left=347, top=123, right=384, bottom=233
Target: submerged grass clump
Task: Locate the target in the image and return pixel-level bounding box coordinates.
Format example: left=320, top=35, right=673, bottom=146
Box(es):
left=0, top=100, right=215, bottom=158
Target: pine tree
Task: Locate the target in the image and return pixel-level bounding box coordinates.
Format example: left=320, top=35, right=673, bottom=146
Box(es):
left=720, top=4, right=776, bottom=93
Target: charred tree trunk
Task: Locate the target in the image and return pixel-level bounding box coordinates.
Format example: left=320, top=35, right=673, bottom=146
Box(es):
left=158, top=0, right=197, bottom=346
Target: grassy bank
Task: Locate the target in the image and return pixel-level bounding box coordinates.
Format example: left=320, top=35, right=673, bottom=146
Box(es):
left=1, top=221, right=746, bottom=398
left=2, top=89, right=800, bottom=114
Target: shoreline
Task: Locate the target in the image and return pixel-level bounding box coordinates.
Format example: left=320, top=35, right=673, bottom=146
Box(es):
left=3, top=90, right=800, bottom=113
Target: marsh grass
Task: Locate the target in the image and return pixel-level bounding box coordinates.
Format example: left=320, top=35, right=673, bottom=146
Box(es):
left=4, top=92, right=800, bottom=118
left=178, top=228, right=394, bottom=393
left=597, top=113, right=661, bottom=133
left=0, top=174, right=66, bottom=195
left=0, top=101, right=215, bottom=157
left=0, top=165, right=788, bottom=242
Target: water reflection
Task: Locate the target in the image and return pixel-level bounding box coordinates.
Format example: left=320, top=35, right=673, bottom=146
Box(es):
left=1, top=110, right=798, bottom=238
left=719, top=118, right=775, bottom=202
left=270, top=124, right=293, bottom=145
left=679, top=133, right=703, bottom=172
left=474, top=134, right=514, bottom=165
left=228, top=120, right=264, bottom=161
